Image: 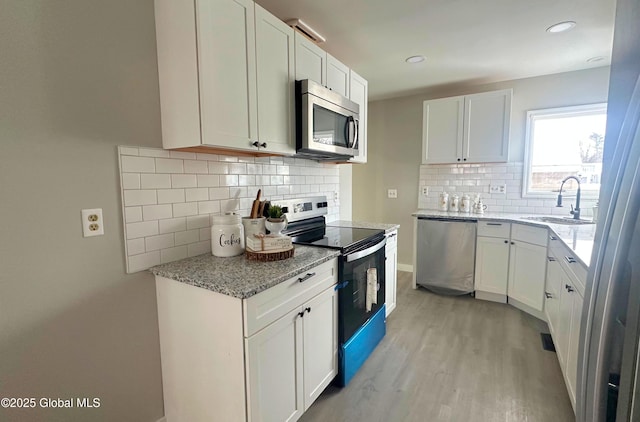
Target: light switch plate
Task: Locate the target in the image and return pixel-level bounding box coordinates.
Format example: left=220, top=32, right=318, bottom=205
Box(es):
left=387, top=189, right=398, bottom=199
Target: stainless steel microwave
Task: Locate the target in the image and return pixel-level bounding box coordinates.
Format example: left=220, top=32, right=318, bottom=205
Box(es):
left=295, top=79, right=360, bottom=161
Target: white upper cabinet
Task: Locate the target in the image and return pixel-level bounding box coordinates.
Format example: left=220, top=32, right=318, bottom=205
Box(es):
left=326, top=54, right=350, bottom=97
left=422, top=96, right=465, bottom=164
left=197, top=0, right=258, bottom=150
left=155, top=0, right=294, bottom=155
left=254, top=4, right=296, bottom=155
left=349, top=70, right=368, bottom=163
left=294, top=32, right=326, bottom=85
left=422, top=89, right=512, bottom=164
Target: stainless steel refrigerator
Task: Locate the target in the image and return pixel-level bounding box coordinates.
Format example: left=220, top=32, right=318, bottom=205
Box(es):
left=577, top=74, right=640, bottom=421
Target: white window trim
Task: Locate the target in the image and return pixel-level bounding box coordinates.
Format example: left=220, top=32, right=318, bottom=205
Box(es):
left=522, top=102, right=607, bottom=199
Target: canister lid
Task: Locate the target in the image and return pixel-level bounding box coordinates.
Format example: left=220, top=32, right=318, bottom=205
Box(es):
left=211, top=213, right=241, bottom=226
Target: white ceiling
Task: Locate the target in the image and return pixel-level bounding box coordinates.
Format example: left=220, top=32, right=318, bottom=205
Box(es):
left=255, top=0, right=616, bottom=100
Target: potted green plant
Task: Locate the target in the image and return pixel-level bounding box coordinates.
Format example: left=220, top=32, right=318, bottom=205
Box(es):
left=265, top=205, right=287, bottom=236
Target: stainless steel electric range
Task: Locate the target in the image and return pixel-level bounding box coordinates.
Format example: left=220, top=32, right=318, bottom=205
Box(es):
left=271, top=196, right=387, bottom=386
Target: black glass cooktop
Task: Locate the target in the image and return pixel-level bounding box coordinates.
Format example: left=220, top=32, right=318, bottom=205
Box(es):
left=289, top=225, right=385, bottom=251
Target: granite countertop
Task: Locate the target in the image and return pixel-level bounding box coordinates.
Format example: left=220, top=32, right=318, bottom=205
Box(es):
left=149, top=245, right=340, bottom=299
left=412, top=209, right=597, bottom=267
left=329, top=220, right=400, bottom=233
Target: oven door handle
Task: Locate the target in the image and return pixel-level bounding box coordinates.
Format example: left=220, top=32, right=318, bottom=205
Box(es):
left=345, top=238, right=387, bottom=263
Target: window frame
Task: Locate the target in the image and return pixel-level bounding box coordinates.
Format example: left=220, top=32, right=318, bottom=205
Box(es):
left=522, top=102, right=607, bottom=199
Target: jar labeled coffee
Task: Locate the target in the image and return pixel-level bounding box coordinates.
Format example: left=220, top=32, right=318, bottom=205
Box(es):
left=211, top=214, right=245, bottom=257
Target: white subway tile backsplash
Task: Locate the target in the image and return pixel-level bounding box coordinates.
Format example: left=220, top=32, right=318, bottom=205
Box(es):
left=127, top=238, right=145, bottom=256
left=172, top=174, right=197, bottom=188
left=139, top=148, right=170, bottom=158
left=159, top=217, right=187, bottom=234
left=188, top=241, right=211, bottom=257
left=145, top=233, right=175, bottom=251
left=125, top=206, right=142, bottom=223
left=119, top=146, right=341, bottom=273
left=185, top=188, right=209, bottom=202
left=124, top=190, right=157, bottom=206
left=161, top=246, right=188, bottom=264
left=156, top=158, right=184, bottom=173
left=142, top=204, right=173, bottom=221
left=140, top=174, right=171, bottom=189
left=122, top=173, right=140, bottom=189
left=128, top=251, right=161, bottom=273
left=122, top=156, right=155, bottom=173
left=184, top=159, right=208, bottom=174
left=173, top=202, right=198, bottom=218
left=126, top=221, right=159, bottom=239
left=157, top=189, right=186, bottom=204
left=186, top=215, right=210, bottom=230
left=175, top=229, right=200, bottom=246
left=197, top=174, right=220, bottom=187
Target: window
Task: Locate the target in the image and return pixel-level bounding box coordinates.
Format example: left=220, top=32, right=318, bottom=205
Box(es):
left=523, top=103, right=607, bottom=198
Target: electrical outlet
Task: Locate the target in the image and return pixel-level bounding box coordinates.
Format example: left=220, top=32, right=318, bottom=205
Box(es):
left=489, top=184, right=507, bottom=194
left=333, top=191, right=339, bottom=202
left=387, top=189, right=398, bottom=199
left=82, top=208, right=104, bottom=237
left=421, top=187, right=429, bottom=196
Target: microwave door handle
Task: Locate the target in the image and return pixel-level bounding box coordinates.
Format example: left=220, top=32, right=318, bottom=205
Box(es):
left=352, top=118, right=359, bottom=149
left=344, top=116, right=353, bottom=147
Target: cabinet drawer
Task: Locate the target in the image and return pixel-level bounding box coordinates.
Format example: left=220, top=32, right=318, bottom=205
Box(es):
left=477, top=221, right=511, bottom=238
left=550, top=239, right=587, bottom=294
left=511, top=223, right=548, bottom=247
left=243, top=258, right=338, bottom=337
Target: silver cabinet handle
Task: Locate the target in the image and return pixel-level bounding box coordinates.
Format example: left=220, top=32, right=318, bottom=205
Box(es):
left=565, top=284, right=575, bottom=292
left=550, top=235, right=558, bottom=241
left=487, top=223, right=502, bottom=226
left=387, top=233, right=397, bottom=238
left=565, top=256, right=577, bottom=264
left=545, top=292, right=553, bottom=299
left=297, top=272, right=316, bottom=283
left=548, top=256, right=556, bottom=262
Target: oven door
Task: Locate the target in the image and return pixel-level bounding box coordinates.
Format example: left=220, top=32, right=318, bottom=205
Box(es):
left=338, top=237, right=386, bottom=343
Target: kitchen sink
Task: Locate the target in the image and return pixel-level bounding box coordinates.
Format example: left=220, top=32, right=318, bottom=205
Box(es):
left=523, top=216, right=595, bottom=225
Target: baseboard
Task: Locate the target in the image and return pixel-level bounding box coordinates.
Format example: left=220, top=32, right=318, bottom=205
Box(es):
left=397, top=263, right=413, bottom=273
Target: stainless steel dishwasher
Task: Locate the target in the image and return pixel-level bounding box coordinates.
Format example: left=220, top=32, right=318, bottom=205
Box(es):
left=415, top=217, right=477, bottom=295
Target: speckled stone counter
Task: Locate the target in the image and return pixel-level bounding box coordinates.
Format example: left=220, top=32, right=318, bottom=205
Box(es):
left=412, top=209, right=597, bottom=267
left=329, top=220, right=400, bottom=233
left=149, top=245, right=340, bottom=299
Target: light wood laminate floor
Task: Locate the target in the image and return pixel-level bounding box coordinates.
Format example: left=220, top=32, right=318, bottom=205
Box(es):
left=300, top=271, right=575, bottom=422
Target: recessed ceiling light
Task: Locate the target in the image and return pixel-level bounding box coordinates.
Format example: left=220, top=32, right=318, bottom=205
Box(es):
left=587, top=56, right=606, bottom=63
left=406, top=55, right=426, bottom=64
left=546, top=21, right=577, bottom=33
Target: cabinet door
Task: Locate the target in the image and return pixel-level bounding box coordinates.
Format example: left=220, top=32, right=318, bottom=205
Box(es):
left=544, top=255, right=563, bottom=337
left=475, top=236, right=510, bottom=296
left=349, top=70, right=368, bottom=163
left=422, top=96, right=464, bottom=164
left=566, top=289, right=584, bottom=406
left=462, top=89, right=511, bottom=163
left=246, top=307, right=303, bottom=422
left=326, top=54, right=350, bottom=96
left=196, top=0, right=258, bottom=150
left=385, top=233, right=398, bottom=316
left=508, top=240, right=547, bottom=311
left=302, top=287, right=338, bottom=410
left=555, top=272, right=573, bottom=369
left=294, top=32, right=326, bottom=85
left=255, top=5, right=296, bottom=155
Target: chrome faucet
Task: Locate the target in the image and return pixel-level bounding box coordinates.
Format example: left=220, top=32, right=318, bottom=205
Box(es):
left=557, top=176, right=581, bottom=220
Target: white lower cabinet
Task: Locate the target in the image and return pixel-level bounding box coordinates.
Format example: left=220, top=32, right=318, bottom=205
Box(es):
left=508, top=239, right=547, bottom=312
left=544, top=254, right=562, bottom=336
left=474, top=235, right=510, bottom=301
left=385, top=230, right=398, bottom=316
left=155, top=258, right=338, bottom=422
left=246, top=285, right=337, bottom=421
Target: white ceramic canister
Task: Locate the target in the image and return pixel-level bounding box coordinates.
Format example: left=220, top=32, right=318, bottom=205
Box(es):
left=439, top=192, right=449, bottom=211
left=211, top=214, right=245, bottom=257
left=449, top=194, right=459, bottom=212
left=460, top=194, right=471, bottom=213
left=242, top=216, right=266, bottom=243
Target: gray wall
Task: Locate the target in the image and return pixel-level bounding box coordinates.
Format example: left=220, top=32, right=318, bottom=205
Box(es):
left=1, top=1, right=164, bottom=421
left=354, top=67, right=611, bottom=267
